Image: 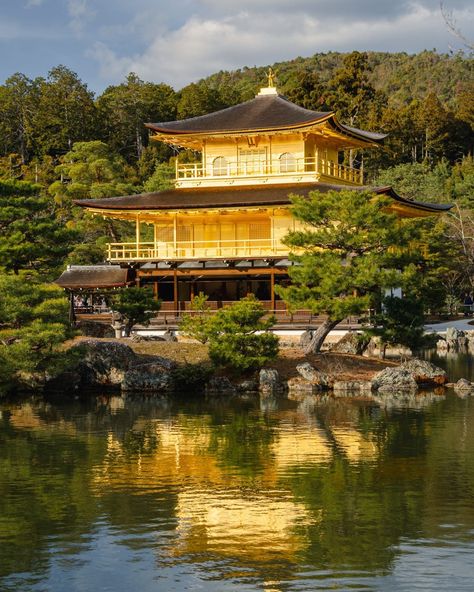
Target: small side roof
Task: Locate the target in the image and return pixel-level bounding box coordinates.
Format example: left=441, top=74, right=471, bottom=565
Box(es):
left=146, top=93, right=387, bottom=144
left=55, top=265, right=132, bottom=289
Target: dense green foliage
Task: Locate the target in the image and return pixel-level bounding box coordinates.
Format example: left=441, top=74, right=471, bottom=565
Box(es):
left=0, top=179, right=77, bottom=275
left=111, top=287, right=161, bottom=336
left=180, top=295, right=279, bottom=373
left=0, top=274, right=75, bottom=394
left=179, top=292, right=215, bottom=344
left=366, top=295, right=427, bottom=357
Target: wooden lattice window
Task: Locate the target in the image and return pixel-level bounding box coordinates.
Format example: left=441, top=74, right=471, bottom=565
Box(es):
left=279, top=152, right=296, bottom=173
left=213, top=156, right=228, bottom=176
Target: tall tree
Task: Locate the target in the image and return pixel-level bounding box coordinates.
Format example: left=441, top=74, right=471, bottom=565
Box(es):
left=97, top=73, right=177, bottom=162
left=0, top=74, right=40, bottom=163
left=177, top=81, right=224, bottom=119
left=35, top=66, right=97, bottom=156
left=282, top=68, right=326, bottom=111
left=276, top=190, right=420, bottom=353
left=324, top=52, right=377, bottom=127
left=48, top=141, right=139, bottom=262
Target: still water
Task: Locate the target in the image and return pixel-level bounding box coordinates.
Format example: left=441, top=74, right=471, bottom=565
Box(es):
left=1, top=381, right=474, bottom=591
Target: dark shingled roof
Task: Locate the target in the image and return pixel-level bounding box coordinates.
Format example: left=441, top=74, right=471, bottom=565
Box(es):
left=75, top=183, right=452, bottom=215
left=55, top=265, right=132, bottom=289
left=146, top=93, right=387, bottom=143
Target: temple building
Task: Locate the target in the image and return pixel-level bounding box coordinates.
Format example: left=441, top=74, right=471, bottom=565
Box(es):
left=56, top=75, right=451, bottom=319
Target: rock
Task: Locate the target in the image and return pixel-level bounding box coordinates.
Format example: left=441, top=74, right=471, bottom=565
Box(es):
left=445, top=327, right=468, bottom=352
left=436, top=338, right=447, bottom=351
left=296, top=362, right=331, bottom=389
left=299, top=330, right=313, bottom=349
left=373, top=390, right=445, bottom=409
left=330, top=332, right=370, bottom=355
left=259, top=368, right=281, bottom=397
left=131, top=355, right=175, bottom=371
left=371, top=367, right=418, bottom=393
left=76, top=320, right=115, bottom=339
left=122, top=361, right=174, bottom=392
left=453, top=378, right=474, bottom=393
left=74, top=339, right=136, bottom=386
left=131, top=334, right=167, bottom=342
left=162, top=329, right=178, bottom=342
left=466, top=332, right=474, bottom=352
left=287, top=376, right=322, bottom=397
left=399, top=358, right=447, bottom=386
left=333, top=380, right=373, bottom=395
left=446, top=326, right=462, bottom=342
left=205, top=376, right=237, bottom=396
left=237, top=379, right=258, bottom=394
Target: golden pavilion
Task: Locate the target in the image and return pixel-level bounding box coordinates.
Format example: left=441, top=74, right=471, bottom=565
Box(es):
left=57, top=75, right=451, bottom=320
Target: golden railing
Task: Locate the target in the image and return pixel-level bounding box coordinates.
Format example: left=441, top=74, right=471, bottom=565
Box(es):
left=176, top=157, right=363, bottom=185
left=107, top=238, right=289, bottom=261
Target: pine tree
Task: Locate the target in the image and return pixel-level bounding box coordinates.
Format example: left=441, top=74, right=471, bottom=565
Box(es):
left=275, top=189, right=420, bottom=353
left=0, top=180, right=77, bottom=275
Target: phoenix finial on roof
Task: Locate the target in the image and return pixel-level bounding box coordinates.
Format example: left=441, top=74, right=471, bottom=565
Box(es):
left=267, top=67, right=276, bottom=87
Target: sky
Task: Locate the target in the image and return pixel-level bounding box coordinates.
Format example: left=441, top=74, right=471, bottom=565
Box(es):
left=1, top=0, right=473, bottom=93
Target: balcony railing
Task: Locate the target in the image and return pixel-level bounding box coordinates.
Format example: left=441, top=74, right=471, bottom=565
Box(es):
left=107, top=238, right=289, bottom=262
left=176, top=156, right=363, bottom=185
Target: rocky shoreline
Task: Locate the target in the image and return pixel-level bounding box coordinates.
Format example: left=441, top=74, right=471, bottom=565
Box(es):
left=43, top=339, right=453, bottom=402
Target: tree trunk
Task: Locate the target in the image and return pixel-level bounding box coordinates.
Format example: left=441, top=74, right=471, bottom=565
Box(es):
left=304, top=318, right=342, bottom=354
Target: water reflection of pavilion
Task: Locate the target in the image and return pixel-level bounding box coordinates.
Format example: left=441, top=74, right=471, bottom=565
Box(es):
left=90, top=406, right=380, bottom=572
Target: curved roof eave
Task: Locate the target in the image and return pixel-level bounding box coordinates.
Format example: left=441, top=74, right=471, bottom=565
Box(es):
left=372, top=185, right=453, bottom=213
left=74, top=183, right=452, bottom=215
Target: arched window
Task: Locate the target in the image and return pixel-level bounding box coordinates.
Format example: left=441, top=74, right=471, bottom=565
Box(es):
left=213, top=156, right=228, bottom=176
left=279, top=152, right=296, bottom=173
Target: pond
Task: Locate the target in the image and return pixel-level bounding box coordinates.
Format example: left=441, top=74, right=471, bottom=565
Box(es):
left=1, top=377, right=474, bottom=591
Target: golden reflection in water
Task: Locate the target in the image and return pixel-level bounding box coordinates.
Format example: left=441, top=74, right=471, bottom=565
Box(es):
left=331, top=426, right=378, bottom=461
left=8, top=402, right=76, bottom=434
left=174, top=489, right=313, bottom=562
left=91, top=409, right=380, bottom=568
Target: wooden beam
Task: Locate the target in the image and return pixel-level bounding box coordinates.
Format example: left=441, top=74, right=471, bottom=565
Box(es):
left=137, top=267, right=288, bottom=278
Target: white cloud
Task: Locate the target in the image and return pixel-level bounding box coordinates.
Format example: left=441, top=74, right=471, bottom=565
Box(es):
left=88, top=0, right=474, bottom=89
left=25, top=0, right=44, bottom=7
left=68, top=0, right=95, bottom=36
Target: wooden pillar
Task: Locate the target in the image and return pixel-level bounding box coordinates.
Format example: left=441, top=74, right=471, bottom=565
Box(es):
left=135, top=214, right=140, bottom=256
left=173, top=269, right=178, bottom=312
left=153, top=281, right=159, bottom=300
left=270, top=269, right=275, bottom=312
left=173, top=214, right=177, bottom=257
left=68, top=291, right=76, bottom=327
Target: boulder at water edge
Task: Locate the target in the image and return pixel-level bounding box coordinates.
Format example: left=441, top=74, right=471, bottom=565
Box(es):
left=296, top=362, right=331, bottom=389
left=122, top=357, right=176, bottom=392
left=398, top=358, right=447, bottom=386
left=371, top=367, right=419, bottom=393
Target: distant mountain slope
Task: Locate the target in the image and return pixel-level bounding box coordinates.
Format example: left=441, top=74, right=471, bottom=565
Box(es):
left=200, top=50, right=473, bottom=108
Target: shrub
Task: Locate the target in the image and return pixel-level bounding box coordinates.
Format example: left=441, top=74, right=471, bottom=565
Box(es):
left=111, top=286, right=161, bottom=336
left=365, top=295, right=427, bottom=358
left=179, top=292, right=214, bottom=344
left=180, top=294, right=279, bottom=374
left=172, top=362, right=214, bottom=393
